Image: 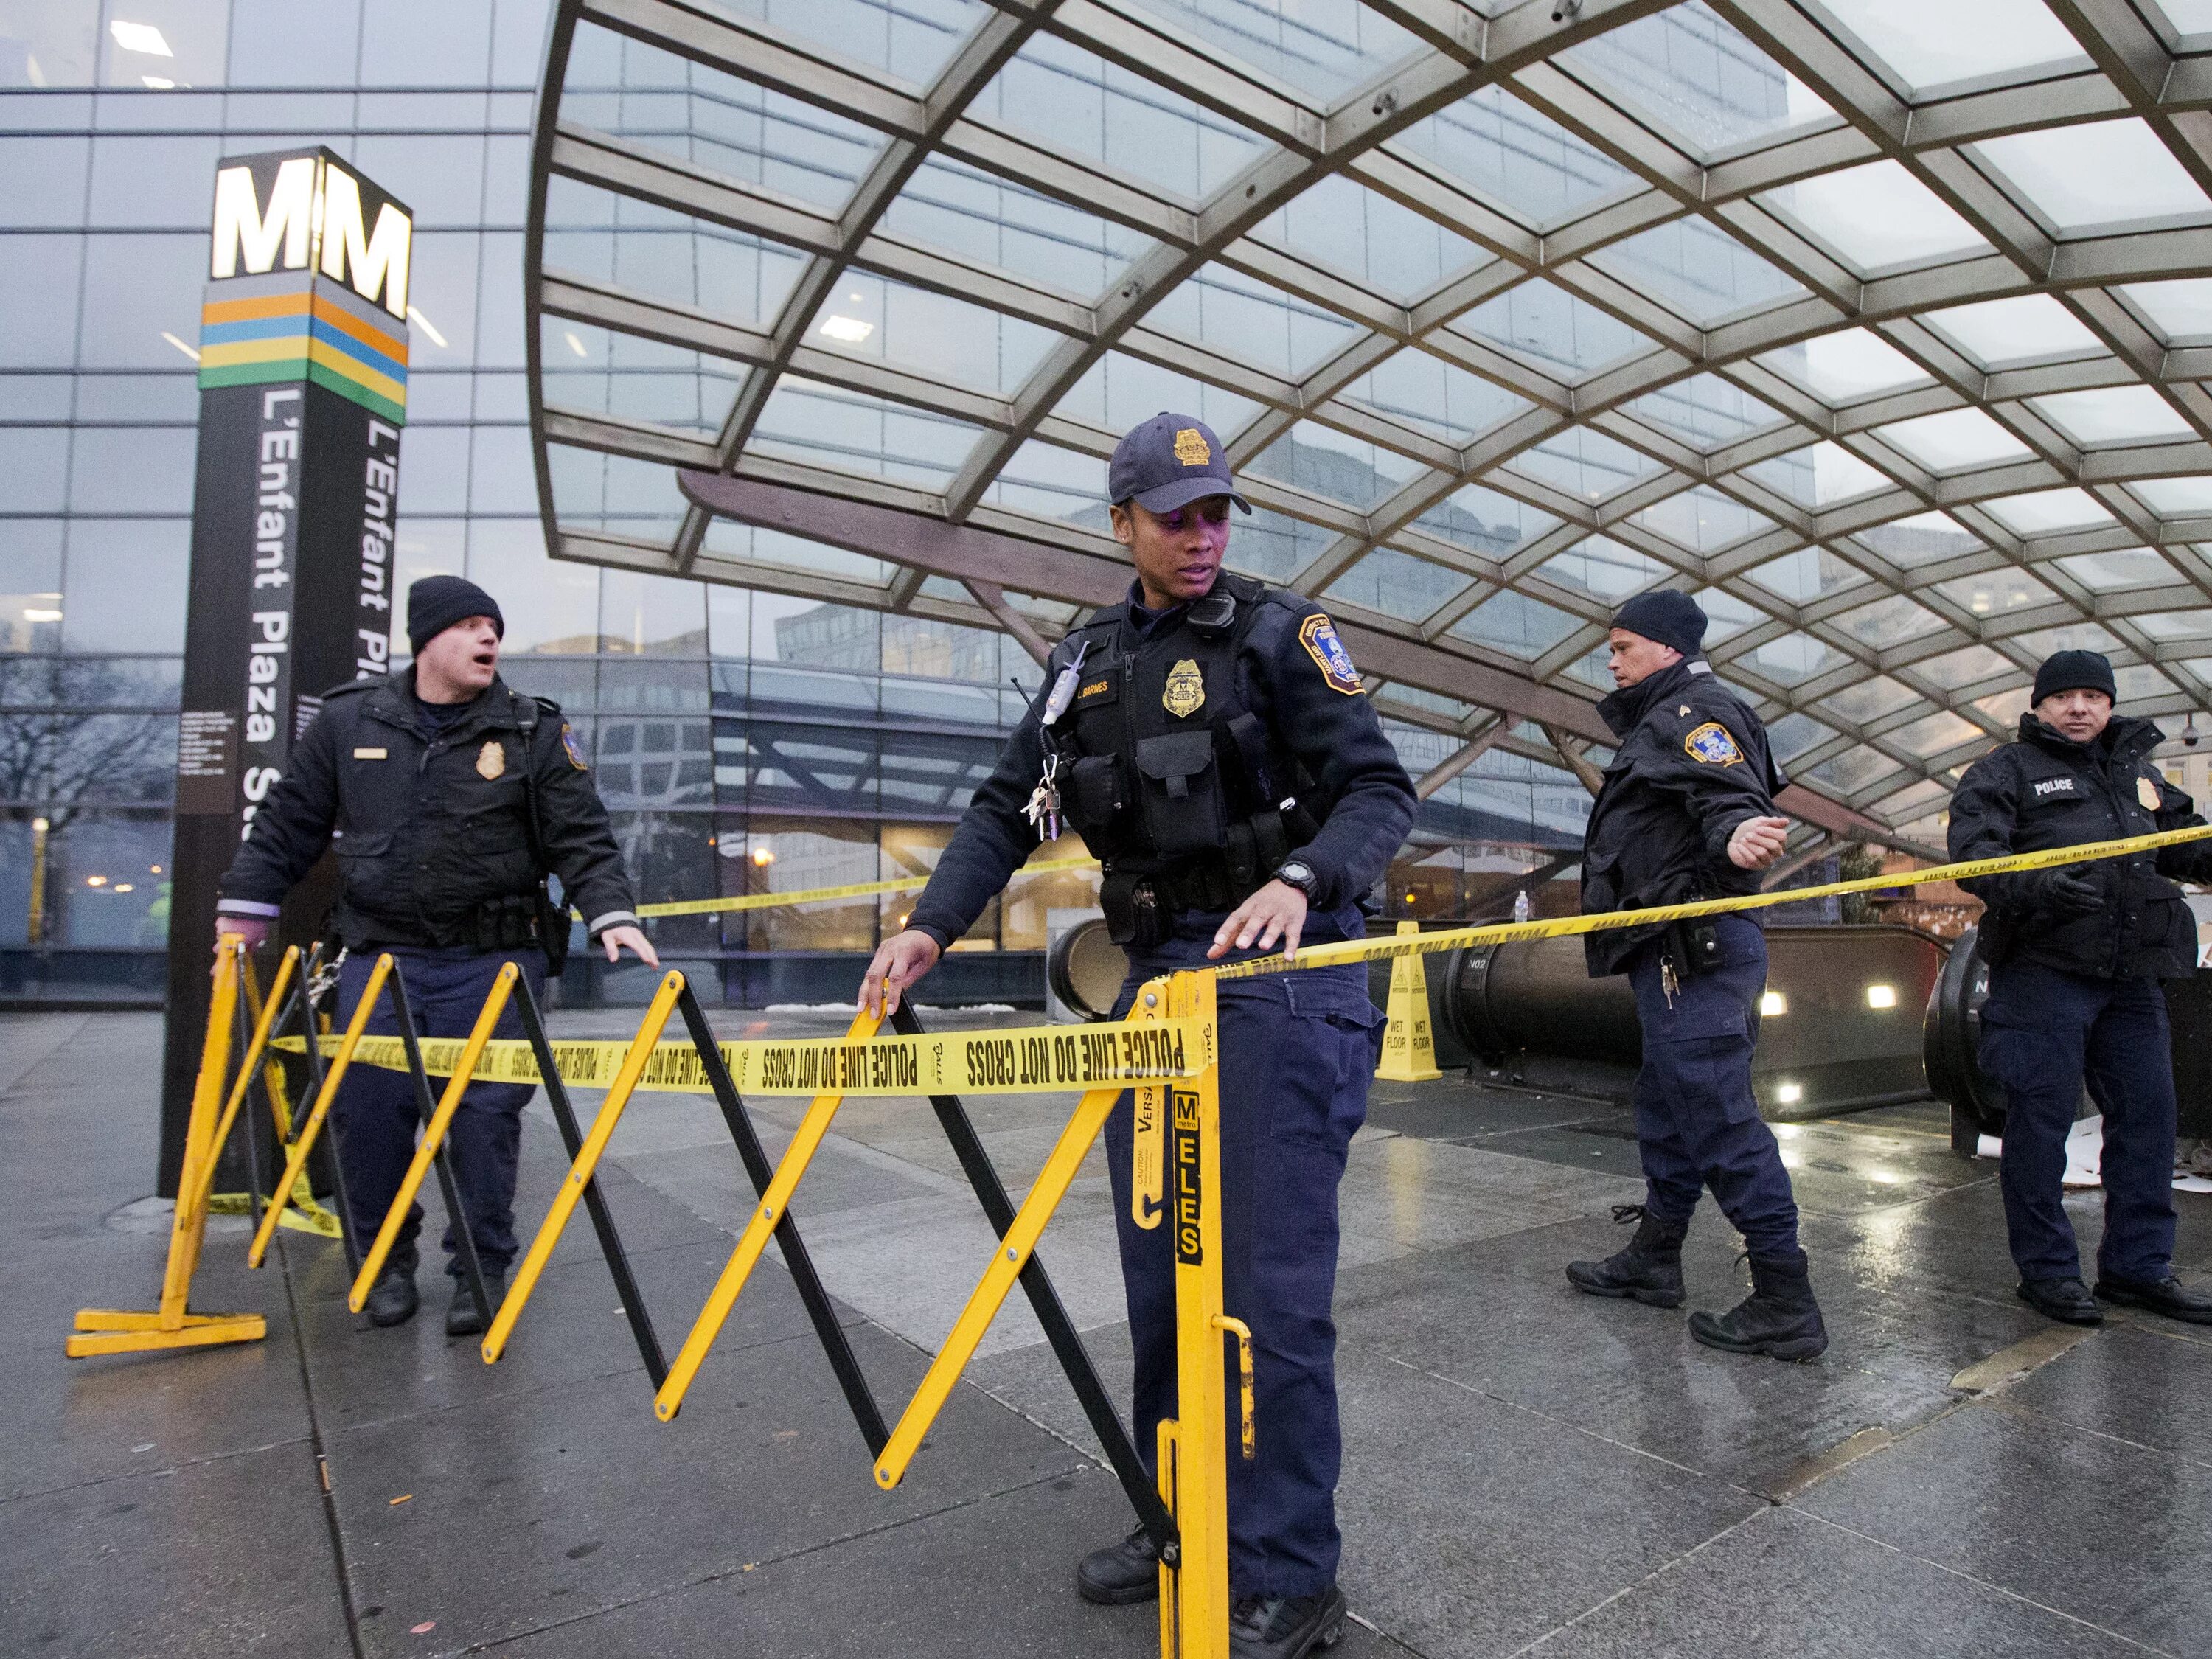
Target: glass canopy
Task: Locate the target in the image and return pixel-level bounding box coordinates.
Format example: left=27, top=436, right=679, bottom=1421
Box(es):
left=525, top=0, right=2212, bottom=846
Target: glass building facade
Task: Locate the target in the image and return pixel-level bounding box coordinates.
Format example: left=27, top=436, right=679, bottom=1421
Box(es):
left=0, top=0, right=1593, bottom=1005
left=16, top=0, right=2212, bottom=1004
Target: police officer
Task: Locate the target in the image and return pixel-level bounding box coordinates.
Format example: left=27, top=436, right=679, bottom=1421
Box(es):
left=1948, top=650, right=2212, bottom=1326
left=214, top=576, right=658, bottom=1336
left=860, top=414, right=1415, bottom=1659
left=1564, top=591, right=1827, bottom=1361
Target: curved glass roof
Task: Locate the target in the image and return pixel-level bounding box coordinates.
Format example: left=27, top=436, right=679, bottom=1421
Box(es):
left=524, top=0, right=2212, bottom=847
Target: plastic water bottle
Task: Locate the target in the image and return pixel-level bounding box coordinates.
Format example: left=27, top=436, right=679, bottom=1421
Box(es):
left=1512, top=888, right=1531, bottom=923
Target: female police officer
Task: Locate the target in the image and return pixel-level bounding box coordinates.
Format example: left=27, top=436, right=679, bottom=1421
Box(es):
left=215, top=576, right=658, bottom=1337
left=861, top=414, right=1415, bottom=1659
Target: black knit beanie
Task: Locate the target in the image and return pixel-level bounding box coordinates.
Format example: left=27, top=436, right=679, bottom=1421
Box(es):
left=2031, top=650, right=2116, bottom=705
left=1610, top=589, right=1707, bottom=658
left=406, top=574, right=505, bottom=656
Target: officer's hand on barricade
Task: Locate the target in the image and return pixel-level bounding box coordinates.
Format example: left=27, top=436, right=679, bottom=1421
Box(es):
left=861, top=928, right=942, bottom=1017
left=1208, top=880, right=1307, bottom=961
left=212, top=919, right=268, bottom=961
left=2031, top=867, right=2105, bottom=919
left=1725, top=815, right=1791, bottom=871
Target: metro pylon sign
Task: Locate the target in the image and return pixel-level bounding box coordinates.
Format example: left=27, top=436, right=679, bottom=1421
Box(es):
left=157, top=149, right=415, bottom=1194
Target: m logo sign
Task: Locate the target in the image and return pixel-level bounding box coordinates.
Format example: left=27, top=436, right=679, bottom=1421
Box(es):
left=209, top=148, right=413, bottom=320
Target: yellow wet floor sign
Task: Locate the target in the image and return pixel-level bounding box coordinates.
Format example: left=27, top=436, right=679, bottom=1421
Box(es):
left=1375, top=919, right=1441, bottom=1082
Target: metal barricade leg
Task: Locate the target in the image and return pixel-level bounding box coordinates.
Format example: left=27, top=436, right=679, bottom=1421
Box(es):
left=869, top=1080, right=1123, bottom=1489
left=675, top=985, right=888, bottom=1451
left=652, top=1007, right=883, bottom=1422
left=249, top=954, right=392, bottom=1271
left=349, top=962, right=513, bottom=1329
left=67, top=942, right=267, bottom=1357
left=483, top=970, right=684, bottom=1368
left=884, top=1000, right=1178, bottom=1554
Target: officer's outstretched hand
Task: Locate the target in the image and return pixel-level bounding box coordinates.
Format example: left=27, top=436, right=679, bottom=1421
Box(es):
left=1725, top=815, right=1792, bottom=871
left=1209, top=880, right=1307, bottom=961
left=861, top=928, right=943, bottom=1018
left=600, top=924, right=661, bottom=967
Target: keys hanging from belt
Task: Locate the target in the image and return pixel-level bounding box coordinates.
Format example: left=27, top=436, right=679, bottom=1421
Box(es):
left=1660, top=952, right=1680, bottom=1009
left=1025, top=751, right=1062, bottom=842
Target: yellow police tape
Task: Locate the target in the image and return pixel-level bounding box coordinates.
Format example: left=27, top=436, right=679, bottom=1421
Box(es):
left=633, top=855, right=1099, bottom=919
left=271, top=824, right=2207, bottom=1096
left=274, top=1011, right=1208, bottom=1097
left=1216, top=821, right=2212, bottom=980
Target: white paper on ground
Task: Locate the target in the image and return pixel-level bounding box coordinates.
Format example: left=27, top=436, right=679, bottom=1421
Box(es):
left=1977, top=1117, right=2211, bottom=1191
left=2062, top=1115, right=2103, bottom=1189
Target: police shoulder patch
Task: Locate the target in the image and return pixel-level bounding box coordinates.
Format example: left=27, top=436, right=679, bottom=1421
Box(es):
left=2139, top=773, right=2163, bottom=810
left=560, top=722, right=589, bottom=771
left=1298, top=612, right=1363, bottom=695
left=1683, top=720, right=1745, bottom=767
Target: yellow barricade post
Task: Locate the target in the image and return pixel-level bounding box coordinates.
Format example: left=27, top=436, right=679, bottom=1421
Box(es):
left=652, top=1004, right=884, bottom=1422
left=68, top=941, right=268, bottom=1357
left=213, top=948, right=343, bottom=1243
left=1161, top=967, right=1233, bottom=1659
left=347, top=959, right=520, bottom=1329
left=1375, top=918, right=1442, bottom=1082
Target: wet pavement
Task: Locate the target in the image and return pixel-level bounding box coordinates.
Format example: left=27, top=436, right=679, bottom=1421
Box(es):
left=5, top=1009, right=2210, bottom=1658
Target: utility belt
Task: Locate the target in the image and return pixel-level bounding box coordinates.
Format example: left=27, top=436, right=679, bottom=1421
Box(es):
left=1099, top=858, right=1273, bottom=949
left=467, top=886, right=571, bottom=975
left=341, top=888, right=569, bottom=973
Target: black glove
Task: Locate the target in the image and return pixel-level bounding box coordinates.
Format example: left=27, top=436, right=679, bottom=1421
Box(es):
left=2030, top=866, right=2104, bottom=919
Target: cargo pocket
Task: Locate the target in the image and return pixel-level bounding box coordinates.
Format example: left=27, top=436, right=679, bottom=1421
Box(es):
left=1133, top=731, right=1225, bottom=859
left=1265, top=970, right=1383, bottom=1150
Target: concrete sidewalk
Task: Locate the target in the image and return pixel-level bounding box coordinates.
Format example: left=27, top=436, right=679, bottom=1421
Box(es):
left=6, top=1009, right=2209, bottom=1658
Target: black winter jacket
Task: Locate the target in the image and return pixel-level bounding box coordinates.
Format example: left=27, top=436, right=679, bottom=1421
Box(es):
left=1947, top=712, right=2211, bottom=980
left=217, top=669, right=639, bottom=950
left=1581, top=658, right=1782, bottom=977
left=907, top=577, right=1416, bottom=946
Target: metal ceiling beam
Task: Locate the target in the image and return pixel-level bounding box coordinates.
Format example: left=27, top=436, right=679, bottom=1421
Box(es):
left=529, top=0, right=2212, bottom=838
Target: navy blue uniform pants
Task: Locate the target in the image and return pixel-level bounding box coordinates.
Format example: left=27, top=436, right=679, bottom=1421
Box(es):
left=1103, top=926, right=1382, bottom=1601
left=1978, top=963, right=2179, bottom=1283
left=332, top=946, right=545, bottom=1279
left=1626, top=916, right=1801, bottom=1257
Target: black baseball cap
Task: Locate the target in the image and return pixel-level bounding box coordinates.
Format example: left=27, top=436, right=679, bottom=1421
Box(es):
left=1107, top=412, right=1251, bottom=516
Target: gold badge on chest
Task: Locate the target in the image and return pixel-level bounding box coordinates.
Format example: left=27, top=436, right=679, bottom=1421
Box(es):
left=1162, top=658, right=1206, bottom=719
left=476, top=739, right=507, bottom=781
left=2140, top=774, right=2162, bottom=811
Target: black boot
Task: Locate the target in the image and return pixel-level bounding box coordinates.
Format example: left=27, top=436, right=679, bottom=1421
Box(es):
left=445, top=1270, right=506, bottom=1338
left=2017, top=1276, right=2102, bottom=1326
left=1690, top=1248, right=1828, bottom=1361
left=364, top=1268, right=419, bottom=1328
left=1566, top=1205, right=1687, bottom=1307
left=1230, top=1585, right=1348, bottom=1658
left=1076, top=1525, right=1160, bottom=1605
left=2095, top=1273, right=2212, bottom=1326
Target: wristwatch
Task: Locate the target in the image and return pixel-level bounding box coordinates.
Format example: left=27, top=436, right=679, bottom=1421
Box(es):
left=1273, top=859, right=1320, bottom=899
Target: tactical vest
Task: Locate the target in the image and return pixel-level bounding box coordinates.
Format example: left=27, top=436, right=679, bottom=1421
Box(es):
left=1048, top=574, right=1318, bottom=939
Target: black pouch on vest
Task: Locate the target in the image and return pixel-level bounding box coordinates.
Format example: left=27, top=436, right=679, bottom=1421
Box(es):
left=535, top=883, right=570, bottom=976
left=1132, top=731, right=1225, bottom=860
left=1667, top=918, right=1723, bottom=978
left=1065, top=753, right=1124, bottom=835
left=1099, top=870, right=1164, bottom=949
